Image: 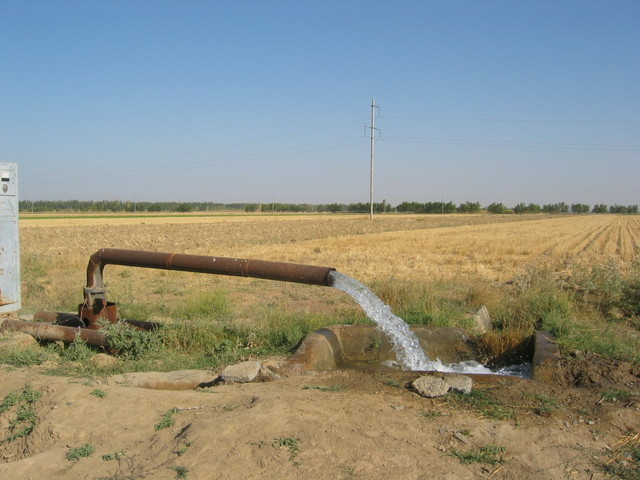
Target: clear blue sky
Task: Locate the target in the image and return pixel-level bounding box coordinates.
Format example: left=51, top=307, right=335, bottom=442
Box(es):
left=2, top=1, right=638, bottom=207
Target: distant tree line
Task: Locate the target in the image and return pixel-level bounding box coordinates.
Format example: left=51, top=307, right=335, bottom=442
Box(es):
left=19, top=199, right=639, bottom=215
left=18, top=200, right=245, bottom=213
left=486, top=202, right=638, bottom=215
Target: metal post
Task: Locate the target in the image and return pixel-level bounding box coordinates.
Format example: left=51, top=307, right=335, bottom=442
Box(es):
left=366, top=98, right=379, bottom=221
left=369, top=98, right=375, bottom=220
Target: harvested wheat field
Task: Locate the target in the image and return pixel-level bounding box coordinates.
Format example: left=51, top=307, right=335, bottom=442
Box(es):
left=1, top=213, right=639, bottom=480
left=16, top=213, right=640, bottom=314
left=19, top=213, right=640, bottom=280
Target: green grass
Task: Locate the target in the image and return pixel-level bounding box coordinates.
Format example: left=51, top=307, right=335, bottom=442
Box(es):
left=450, top=445, right=507, bottom=465
left=448, top=390, right=514, bottom=420
left=487, top=263, right=640, bottom=363
left=66, top=443, right=96, bottom=461
left=21, top=213, right=244, bottom=220
left=61, top=338, right=95, bottom=363
left=382, top=379, right=403, bottom=389
left=101, top=450, right=126, bottom=461
left=600, top=388, right=632, bottom=403
left=175, top=441, right=192, bottom=457
left=254, top=436, right=301, bottom=465
left=9, top=256, right=640, bottom=380
left=155, top=408, right=179, bottom=431
left=523, top=393, right=559, bottom=414
left=372, top=279, right=469, bottom=327
left=116, top=301, right=163, bottom=323
left=172, top=466, right=190, bottom=479
left=419, top=409, right=443, bottom=420
left=370, top=267, right=639, bottom=364
left=90, top=389, right=107, bottom=398
left=277, top=437, right=300, bottom=463
left=302, top=385, right=346, bottom=392
left=0, top=345, right=53, bottom=367
left=172, top=290, right=234, bottom=321
left=492, top=268, right=572, bottom=332
left=0, top=303, right=343, bottom=376
left=102, top=320, right=162, bottom=359
left=0, top=384, right=43, bottom=443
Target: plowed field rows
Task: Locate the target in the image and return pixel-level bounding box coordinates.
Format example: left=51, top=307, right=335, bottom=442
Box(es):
left=18, top=214, right=640, bottom=312
left=246, top=215, right=640, bottom=282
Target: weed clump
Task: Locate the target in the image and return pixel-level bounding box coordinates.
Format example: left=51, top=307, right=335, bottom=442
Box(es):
left=61, top=337, right=95, bottom=363
left=172, top=466, right=190, bottom=479
left=65, top=443, right=96, bottom=461
left=0, top=384, right=42, bottom=443
left=90, top=389, right=107, bottom=398
left=155, top=407, right=179, bottom=431
left=486, top=261, right=640, bottom=364
left=255, top=437, right=301, bottom=464
left=102, top=320, right=162, bottom=359
left=493, top=267, right=572, bottom=333
left=101, top=449, right=126, bottom=461
left=451, top=445, right=507, bottom=465
left=447, top=389, right=514, bottom=420
left=600, top=388, right=632, bottom=403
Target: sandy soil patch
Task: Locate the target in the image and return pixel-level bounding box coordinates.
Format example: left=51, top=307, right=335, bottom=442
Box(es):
left=0, top=361, right=638, bottom=480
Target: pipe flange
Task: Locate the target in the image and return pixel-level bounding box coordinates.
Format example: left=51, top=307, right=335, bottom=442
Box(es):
left=84, top=286, right=107, bottom=304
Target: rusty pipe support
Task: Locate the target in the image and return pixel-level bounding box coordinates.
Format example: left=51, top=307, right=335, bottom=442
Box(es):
left=0, top=318, right=107, bottom=346
left=85, top=248, right=336, bottom=305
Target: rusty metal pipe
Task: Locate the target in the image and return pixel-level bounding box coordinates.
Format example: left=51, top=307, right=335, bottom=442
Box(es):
left=34, top=311, right=161, bottom=331
left=0, top=318, right=107, bottom=346
left=86, top=248, right=336, bottom=294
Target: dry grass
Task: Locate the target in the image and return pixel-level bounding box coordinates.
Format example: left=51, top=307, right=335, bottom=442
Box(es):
left=18, top=214, right=640, bottom=321
left=12, top=212, right=640, bottom=369
left=248, top=215, right=640, bottom=282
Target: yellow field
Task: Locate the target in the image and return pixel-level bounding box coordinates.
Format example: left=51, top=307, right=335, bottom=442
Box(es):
left=270, top=214, right=640, bottom=282
left=18, top=213, right=640, bottom=314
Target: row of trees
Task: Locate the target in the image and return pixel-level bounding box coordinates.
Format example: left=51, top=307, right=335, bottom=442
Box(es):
left=19, top=199, right=639, bottom=215
left=19, top=200, right=246, bottom=213
left=486, top=202, right=638, bottom=215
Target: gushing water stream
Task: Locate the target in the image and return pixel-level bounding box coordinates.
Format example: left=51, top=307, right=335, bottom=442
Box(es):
left=329, top=271, right=433, bottom=371
left=330, top=271, right=527, bottom=375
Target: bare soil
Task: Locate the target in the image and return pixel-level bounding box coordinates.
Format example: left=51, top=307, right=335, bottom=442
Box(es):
left=0, top=353, right=638, bottom=480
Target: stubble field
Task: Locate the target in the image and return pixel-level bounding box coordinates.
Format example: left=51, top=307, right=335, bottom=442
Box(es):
left=17, top=213, right=640, bottom=316
left=19, top=212, right=640, bottom=281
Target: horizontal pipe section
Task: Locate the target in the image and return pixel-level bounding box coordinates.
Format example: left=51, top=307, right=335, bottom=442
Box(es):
left=34, top=310, right=161, bottom=331
left=0, top=319, right=107, bottom=346
left=86, top=248, right=336, bottom=290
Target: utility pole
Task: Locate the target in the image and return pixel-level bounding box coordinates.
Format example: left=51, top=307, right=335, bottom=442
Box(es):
left=366, top=98, right=380, bottom=220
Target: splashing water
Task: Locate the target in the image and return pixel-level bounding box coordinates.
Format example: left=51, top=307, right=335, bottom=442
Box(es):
left=330, top=271, right=515, bottom=375
left=329, top=271, right=432, bottom=371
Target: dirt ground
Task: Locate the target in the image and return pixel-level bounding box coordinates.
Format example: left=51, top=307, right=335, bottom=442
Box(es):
left=0, top=352, right=638, bottom=480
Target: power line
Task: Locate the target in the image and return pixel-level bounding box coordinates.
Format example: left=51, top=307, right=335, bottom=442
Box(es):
left=383, top=136, right=640, bottom=152
left=25, top=136, right=367, bottom=187
left=25, top=119, right=367, bottom=183
left=384, top=115, right=639, bottom=125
